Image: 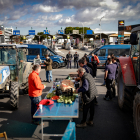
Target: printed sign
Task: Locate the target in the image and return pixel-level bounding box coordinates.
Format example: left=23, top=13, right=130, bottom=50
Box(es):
left=29, top=30, right=35, bottom=35
left=0, top=30, right=4, bottom=35
left=58, top=30, right=64, bottom=34
left=73, top=30, right=79, bottom=34
left=118, top=20, right=125, bottom=44
left=13, top=30, right=20, bottom=35
left=86, top=30, right=93, bottom=34
left=44, top=30, right=50, bottom=34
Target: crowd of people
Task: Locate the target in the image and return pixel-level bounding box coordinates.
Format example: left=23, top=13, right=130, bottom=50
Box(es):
left=28, top=51, right=119, bottom=127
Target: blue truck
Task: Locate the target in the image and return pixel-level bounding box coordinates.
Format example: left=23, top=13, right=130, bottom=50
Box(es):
left=88, top=44, right=131, bottom=67
left=26, top=44, right=66, bottom=69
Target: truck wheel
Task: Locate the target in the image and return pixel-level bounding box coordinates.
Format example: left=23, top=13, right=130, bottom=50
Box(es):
left=133, top=93, right=140, bottom=140
left=117, top=69, right=135, bottom=110
left=10, top=82, right=19, bottom=109
left=52, top=62, right=59, bottom=69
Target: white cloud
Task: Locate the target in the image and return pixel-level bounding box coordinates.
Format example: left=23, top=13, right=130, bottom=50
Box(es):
left=100, top=0, right=120, bottom=9
left=32, top=4, right=61, bottom=13
left=48, top=14, right=63, bottom=20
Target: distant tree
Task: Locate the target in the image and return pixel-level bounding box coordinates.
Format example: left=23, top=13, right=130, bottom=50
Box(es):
left=64, top=27, right=94, bottom=35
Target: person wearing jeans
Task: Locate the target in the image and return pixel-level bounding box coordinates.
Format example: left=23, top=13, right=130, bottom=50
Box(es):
left=104, top=58, right=117, bottom=101
left=76, top=67, right=98, bottom=128
left=46, top=70, right=52, bottom=82
left=44, top=54, right=53, bottom=82
left=28, top=64, right=45, bottom=125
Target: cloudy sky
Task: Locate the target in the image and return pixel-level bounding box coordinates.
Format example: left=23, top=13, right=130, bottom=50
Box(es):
left=1, top=0, right=140, bottom=35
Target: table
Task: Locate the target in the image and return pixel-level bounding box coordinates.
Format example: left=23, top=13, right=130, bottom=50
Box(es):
left=33, top=87, right=79, bottom=140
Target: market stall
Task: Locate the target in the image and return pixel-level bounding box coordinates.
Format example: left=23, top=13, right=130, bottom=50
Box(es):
left=33, top=73, right=79, bottom=140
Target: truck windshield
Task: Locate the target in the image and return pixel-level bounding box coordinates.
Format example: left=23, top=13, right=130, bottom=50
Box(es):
left=89, top=48, right=100, bottom=55
left=0, top=48, right=16, bottom=65
left=48, top=48, right=58, bottom=55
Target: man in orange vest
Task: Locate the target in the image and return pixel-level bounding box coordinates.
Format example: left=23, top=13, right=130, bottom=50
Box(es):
left=91, top=53, right=100, bottom=78
left=28, top=64, right=46, bottom=125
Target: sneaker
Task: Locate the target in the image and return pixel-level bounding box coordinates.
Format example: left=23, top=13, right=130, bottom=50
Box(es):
left=101, top=84, right=106, bottom=86
left=76, top=122, right=87, bottom=128
left=86, top=121, right=94, bottom=126
left=105, top=97, right=111, bottom=101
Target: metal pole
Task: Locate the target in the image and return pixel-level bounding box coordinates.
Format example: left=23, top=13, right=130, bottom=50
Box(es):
left=82, top=23, right=84, bottom=46
left=100, top=16, right=104, bottom=45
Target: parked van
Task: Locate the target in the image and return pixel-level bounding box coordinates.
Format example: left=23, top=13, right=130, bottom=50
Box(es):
left=26, top=44, right=66, bottom=69
left=88, top=44, right=131, bottom=67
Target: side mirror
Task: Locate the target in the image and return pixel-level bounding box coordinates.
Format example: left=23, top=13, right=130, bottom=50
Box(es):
left=130, top=33, right=138, bottom=45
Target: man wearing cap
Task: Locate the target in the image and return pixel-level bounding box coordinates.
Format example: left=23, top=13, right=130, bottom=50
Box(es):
left=73, top=52, right=79, bottom=68
left=76, top=67, right=98, bottom=127
left=66, top=51, right=73, bottom=69
left=84, top=53, right=89, bottom=63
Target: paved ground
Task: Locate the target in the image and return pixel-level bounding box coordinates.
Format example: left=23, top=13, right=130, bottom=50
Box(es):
left=0, top=66, right=136, bottom=140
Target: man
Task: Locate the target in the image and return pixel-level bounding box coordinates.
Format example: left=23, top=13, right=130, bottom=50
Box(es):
left=84, top=53, right=89, bottom=62
left=66, top=51, right=72, bottom=69
left=101, top=55, right=111, bottom=86
left=76, top=67, right=98, bottom=127
left=82, top=57, right=98, bottom=105
left=78, top=59, right=93, bottom=76
left=33, top=54, right=42, bottom=65
left=91, top=53, right=100, bottom=78
left=112, top=56, right=119, bottom=97
left=73, top=52, right=79, bottom=68
left=44, top=54, right=53, bottom=82
left=28, top=64, right=46, bottom=125
left=104, top=58, right=117, bottom=101
left=82, top=57, right=94, bottom=77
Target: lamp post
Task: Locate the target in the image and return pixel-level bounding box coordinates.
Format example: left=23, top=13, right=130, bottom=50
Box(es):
left=79, top=22, right=84, bottom=47
left=99, top=16, right=104, bottom=44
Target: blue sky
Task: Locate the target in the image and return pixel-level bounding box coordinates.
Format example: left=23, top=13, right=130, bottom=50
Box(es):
left=0, top=0, right=140, bottom=35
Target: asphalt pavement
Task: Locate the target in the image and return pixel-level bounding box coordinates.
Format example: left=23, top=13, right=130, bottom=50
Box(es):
left=0, top=49, right=136, bottom=140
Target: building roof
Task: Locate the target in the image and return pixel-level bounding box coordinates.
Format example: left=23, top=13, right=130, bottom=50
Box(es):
left=109, top=34, right=130, bottom=37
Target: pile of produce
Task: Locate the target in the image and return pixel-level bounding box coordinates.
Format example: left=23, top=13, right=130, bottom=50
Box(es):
left=46, top=91, right=56, bottom=99
left=57, top=95, right=76, bottom=104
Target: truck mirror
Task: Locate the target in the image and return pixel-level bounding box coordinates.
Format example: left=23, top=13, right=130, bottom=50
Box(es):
left=130, top=33, right=138, bottom=45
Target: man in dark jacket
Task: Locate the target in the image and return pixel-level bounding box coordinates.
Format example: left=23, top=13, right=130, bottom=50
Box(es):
left=73, top=52, right=79, bottom=68
left=44, top=54, right=53, bottom=82
left=84, top=53, right=89, bottom=62
left=78, top=59, right=93, bottom=76
left=76, top=67, right=98, bottom=127
left=66, top=51, right=72, bottom=69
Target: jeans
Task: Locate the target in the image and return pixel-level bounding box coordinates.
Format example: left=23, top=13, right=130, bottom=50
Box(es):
left=29, top=96, right=41, bottom=122
left=46, top=70, right=53, bottom=81
left=105, top=79, right=115, bottom=99
left=67, top=60, right=71, bottom=69
left=82, top=99, right=95, bottom=123
left=74, top=60, right=78, bottom=68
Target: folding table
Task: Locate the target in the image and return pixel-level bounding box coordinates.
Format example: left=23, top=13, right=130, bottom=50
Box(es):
left=33, top=87, right=79, bottom=140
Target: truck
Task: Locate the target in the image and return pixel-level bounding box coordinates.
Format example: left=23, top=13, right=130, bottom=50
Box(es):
left=0, top=44, right=32, bottom=109
left=117, top=25, right=140, bottom=140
